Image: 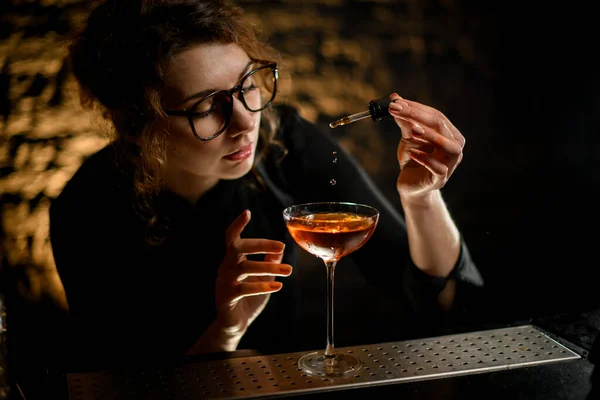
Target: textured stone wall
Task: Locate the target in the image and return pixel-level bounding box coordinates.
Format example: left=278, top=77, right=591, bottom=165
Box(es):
left=0, top=0, right=496, bottom=317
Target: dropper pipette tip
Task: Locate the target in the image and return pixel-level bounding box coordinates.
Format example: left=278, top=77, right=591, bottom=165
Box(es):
left=329, top=111, right=371, bottom=129
left=329, top=117, right=349, bottom=129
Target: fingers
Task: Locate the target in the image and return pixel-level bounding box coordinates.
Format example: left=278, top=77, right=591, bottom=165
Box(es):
left=221, top=211, right=290, bottom=285
left=250, top=275, right=275, bottom=283
left=230, top=281, right=283, bottom=303
left=388, top=94, right=465, bottom=178
left=217, top=210, right=291, bottom=314
left=408, top=148, right=450, bottom=176
left=264, top=250, right=284, bottom=264
left=233, top=238, right=285, bottom=256
left=225, top=209, right=252, bottom=246
left=217, top=258, right=290, bottom=309
left=406, top=123, right=462, bottom=156
left=388, top=94, right=465, bottom=147
left=225, top=210, right=286, bottom=256
left=236, top=260, right=293, bottom=281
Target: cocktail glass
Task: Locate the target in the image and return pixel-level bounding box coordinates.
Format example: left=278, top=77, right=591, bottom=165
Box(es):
left=282, top=202, right=380, bottom=377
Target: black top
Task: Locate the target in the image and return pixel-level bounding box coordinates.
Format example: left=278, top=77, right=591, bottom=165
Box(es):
left=49, top=104, right=484, bottom=366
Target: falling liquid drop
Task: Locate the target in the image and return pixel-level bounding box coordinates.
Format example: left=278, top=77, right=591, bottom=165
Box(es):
left=331, top=152, right=338, bottom=185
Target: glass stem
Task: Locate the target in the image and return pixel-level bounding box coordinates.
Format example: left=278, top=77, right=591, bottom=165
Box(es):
left=324, top=260, right=337, bottom=358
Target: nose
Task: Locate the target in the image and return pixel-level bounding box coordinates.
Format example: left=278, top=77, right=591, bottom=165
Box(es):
left=226, top=96, right=257, bottom=137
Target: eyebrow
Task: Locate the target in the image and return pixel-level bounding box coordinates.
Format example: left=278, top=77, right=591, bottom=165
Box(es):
left=178, top=60, right=255, bottom=107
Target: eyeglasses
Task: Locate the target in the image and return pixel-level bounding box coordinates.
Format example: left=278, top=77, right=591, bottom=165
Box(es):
left=163, top=60, right=278, bottom=141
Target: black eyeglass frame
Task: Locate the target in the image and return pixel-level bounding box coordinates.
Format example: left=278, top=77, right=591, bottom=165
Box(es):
left=163, top=60, right=279, bottom=141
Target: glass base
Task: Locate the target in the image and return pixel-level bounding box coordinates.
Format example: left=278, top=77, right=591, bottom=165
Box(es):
left=298, top=351, right=362, bottom=377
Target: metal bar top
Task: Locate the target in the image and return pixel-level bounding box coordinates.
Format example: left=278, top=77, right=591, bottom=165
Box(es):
left=66, top=324, right=582, bottom=400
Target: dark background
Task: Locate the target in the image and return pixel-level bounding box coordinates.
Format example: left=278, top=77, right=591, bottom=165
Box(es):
left=0, top=0, right=599, bottom=383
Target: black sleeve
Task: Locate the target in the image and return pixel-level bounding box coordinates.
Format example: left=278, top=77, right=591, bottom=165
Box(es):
left=50, top=191, right=148, bottom=366
left=48, top=165, right=206, bottom=366
left=274, top=106, right=484, bottom=318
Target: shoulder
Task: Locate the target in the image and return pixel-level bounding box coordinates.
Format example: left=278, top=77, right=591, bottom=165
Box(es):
left=272, top=103, right=335, bottom=149
left=274, top=103, right=316, bottom=134
left=50, top=142, right=131, bottom=221
left=272, top=103, right=342, bottom=155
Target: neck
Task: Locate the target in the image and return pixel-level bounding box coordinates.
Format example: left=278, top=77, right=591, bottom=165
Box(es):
left=163, top=166, right=219, bottom=206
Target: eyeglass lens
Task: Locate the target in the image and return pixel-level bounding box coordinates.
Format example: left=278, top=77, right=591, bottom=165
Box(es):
left=190, top=65, right=276, bottom=139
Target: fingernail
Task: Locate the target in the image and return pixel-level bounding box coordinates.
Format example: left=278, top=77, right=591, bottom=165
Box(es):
left=279, top=266, right=292, bottom=274
left=273, top=242, right=285, bottom=252
left=389, top=102, right=403, bottom=111
left=413, top=125, right=425, bottom=135
left=270, top=282, right=282, bottom=289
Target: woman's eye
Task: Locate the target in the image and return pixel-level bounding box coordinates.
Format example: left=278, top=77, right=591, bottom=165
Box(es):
left=191, top=108, right=213, bottom=120
left=241, top=84, right=258, bottom=94
left=191, top=110, right=211, bottom=120
left=191, top=101, right=216, bottom=119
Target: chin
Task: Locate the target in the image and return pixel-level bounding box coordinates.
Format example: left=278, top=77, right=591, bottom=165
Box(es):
left=224, top=156, right=255, bottom=180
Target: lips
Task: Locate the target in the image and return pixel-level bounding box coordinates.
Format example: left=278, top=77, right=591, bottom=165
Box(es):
left=224, top=143, right=254, bottom=162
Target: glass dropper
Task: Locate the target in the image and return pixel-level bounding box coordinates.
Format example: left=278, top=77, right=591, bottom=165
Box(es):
left=329, top=110, right=371, bottom=128
left=329, top=96, right=394, bottom=129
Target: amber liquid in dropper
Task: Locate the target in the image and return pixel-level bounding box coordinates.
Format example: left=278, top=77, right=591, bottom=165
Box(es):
left=329, top=117, right=352, bottom=129
left=329, top=110, right=371, bottom=129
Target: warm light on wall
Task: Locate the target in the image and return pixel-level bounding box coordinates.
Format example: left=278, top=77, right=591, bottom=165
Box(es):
left=0, top=0, right=482, bottom=312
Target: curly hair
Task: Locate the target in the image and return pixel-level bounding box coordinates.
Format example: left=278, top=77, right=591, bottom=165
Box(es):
left=68, top=0, right=283, bottom=243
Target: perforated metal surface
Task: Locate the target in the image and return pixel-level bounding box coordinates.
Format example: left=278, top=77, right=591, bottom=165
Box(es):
left=67, top=325, right=581, bottom=399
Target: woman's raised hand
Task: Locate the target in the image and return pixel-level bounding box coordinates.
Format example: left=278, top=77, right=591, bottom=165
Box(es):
left=388, top=93, right=465, bottom=204
left=214, top=210, right=292, bottom=337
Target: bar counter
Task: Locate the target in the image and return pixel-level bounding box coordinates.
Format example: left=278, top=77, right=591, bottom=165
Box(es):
left=31, top=307, right=599, bottom=400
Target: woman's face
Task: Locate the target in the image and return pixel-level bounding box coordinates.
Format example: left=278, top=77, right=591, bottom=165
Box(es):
left=160, top=43, right=262, bottom=183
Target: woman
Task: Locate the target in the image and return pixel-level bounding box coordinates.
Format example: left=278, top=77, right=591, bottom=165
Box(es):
left=49, top=0, right=484, bottom=365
